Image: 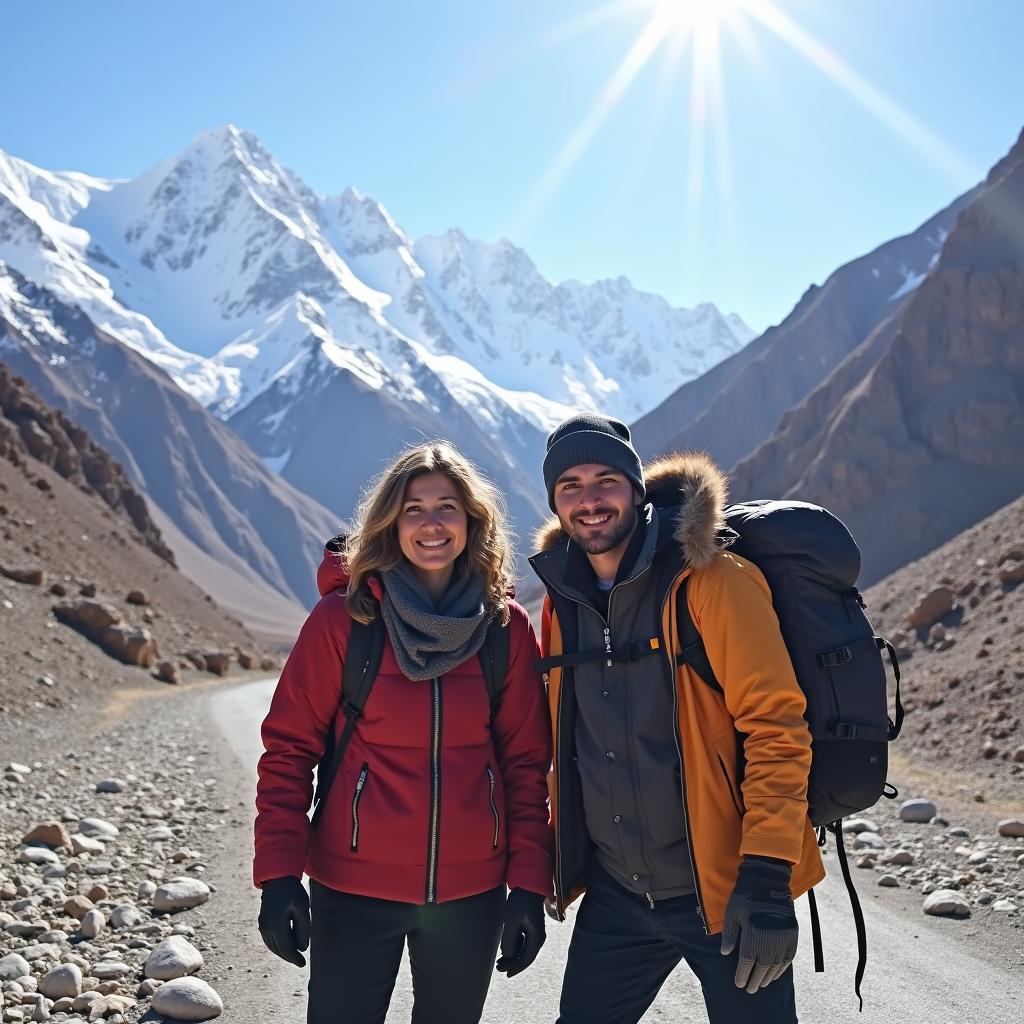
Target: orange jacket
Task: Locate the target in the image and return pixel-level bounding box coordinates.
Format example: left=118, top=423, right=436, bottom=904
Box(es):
left=535, top=452, right=825, bottom=932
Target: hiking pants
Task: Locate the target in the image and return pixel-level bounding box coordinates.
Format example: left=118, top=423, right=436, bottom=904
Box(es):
left=557, top=864, right=798, bottom=1024
left=307, top=880, right=505, bottom=1024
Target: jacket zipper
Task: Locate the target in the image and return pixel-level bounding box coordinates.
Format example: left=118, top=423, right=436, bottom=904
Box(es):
left=350, top=763, right=369, bottom=852
left=486, top=764, right=499, bottom=849
left=665, top=581, right=709, bottom=933
left=426, top=677, right=443, bottom=903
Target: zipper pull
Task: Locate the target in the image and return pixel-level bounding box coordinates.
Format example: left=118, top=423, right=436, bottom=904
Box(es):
left=645, top=892, right=655, bottom=910
left=604, top=626, right=612, bottom=667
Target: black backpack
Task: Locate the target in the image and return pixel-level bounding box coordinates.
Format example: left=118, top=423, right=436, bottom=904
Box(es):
left=310, top=610, right=510, bottom=829
left=676, top=499, right=904, bottom=1009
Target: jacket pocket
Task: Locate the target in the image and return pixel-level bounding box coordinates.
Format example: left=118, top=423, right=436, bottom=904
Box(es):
left=350, top=763, right=369, bottom=853
left=715, top=745, right=744, bottom=821
left=486, top=764, right=499, bottom=849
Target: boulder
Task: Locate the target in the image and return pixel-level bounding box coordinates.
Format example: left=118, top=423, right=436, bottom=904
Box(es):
left=151, top=977, right=223, bottom=1021
left=144, top=936, right=204, bottom=980
left=21, top=823, right=71, bottom=850
left=52, top=599, right=121, bottom=633
left=202, top=651, right=231, bottom=677
left=906, top=587, right=954, bottom=628
left=0, top=953, right=31, bottom=980
left=922, top=889, right=970, bottom=917
left=153, top=878, right=210, bottom=912
left=38, top=964, right=82, bottom=1000
left=99, top=623, right=158, bottom=667
left=899, top=799, right=937, bottom=823
left=0, top=565, right=43, bottom=585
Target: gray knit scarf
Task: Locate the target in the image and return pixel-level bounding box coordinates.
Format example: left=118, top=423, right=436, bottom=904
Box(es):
left=379, top=562, right=489, bottom=681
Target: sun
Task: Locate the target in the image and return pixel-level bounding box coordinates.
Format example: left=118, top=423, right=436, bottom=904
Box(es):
left=653, top=0, right=748, bottom=37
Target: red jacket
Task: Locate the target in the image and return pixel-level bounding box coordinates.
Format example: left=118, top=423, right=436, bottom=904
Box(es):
left=253, top=552, right=554, bottom=904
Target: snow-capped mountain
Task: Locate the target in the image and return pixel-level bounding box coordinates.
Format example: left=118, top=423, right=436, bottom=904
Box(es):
left=0, top=124, right=753, bottom=544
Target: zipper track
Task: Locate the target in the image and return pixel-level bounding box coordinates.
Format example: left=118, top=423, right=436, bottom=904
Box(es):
left=486, top=764, right=499, bottom=849
left=350, top=763, right=369, bottom=852
left=426, top=677, right=442, bottom=903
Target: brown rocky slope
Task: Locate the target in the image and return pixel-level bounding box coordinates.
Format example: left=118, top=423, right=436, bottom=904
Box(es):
left=0, top=366, right=274, bottom=717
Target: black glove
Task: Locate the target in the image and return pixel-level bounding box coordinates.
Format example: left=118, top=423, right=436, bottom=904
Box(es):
left=258, top=875, right=311, bottom=968
left=495, top=887, right=546, bottom=978
left=720, top=856, right=798, bottom=993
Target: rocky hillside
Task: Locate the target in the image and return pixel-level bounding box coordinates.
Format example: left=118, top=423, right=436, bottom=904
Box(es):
left=863, top=492, right=1023, bottom=787
left=732, top=127, right=1024, bottom=584
left=0, top=366, right=275, bottom=717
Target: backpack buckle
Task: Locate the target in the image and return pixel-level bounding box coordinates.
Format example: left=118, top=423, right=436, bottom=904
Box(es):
left=818, top=646, right=852, bottom=668
left=341, top=701, right=362, bottom=720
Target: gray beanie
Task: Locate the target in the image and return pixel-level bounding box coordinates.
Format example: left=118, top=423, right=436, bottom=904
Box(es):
left=542, top=413, right=645, bottom=511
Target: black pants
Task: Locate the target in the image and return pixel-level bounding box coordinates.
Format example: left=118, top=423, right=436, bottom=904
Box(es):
left=558, top=865, right=798, bottom=1024
left=308, top=880, right=505, bottom=1024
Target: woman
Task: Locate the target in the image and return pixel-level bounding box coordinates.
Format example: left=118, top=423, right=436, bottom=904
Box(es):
left=253, top=441, right=553, bottom=1024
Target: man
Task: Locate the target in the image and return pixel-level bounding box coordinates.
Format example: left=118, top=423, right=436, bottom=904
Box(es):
left=529, top=414, right=824, bottom=1024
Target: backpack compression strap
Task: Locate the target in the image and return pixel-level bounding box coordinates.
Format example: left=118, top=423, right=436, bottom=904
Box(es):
left=311, top=613, right=386, bottom=828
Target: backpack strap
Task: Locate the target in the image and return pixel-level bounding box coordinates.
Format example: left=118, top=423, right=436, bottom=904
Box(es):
left=674, top=576, right=723, bottom=694
left=826, top=822, right=867, bottom=1011
left=480, top=619, right=511, bottom=719
left=806, top=887, right=825, bottom=974
left=311, top=612, right=386, bottom=828
left=535, top=638, right=661, bottom=674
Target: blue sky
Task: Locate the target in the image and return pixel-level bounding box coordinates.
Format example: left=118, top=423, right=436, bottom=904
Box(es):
left=5, top=0, right=1021, bottom=332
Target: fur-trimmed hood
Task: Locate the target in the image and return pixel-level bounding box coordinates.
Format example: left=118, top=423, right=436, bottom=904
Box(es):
left=532, top=450, right=732, bottom=571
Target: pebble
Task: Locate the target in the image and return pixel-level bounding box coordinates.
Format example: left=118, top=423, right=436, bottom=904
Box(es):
left=95, top=779, right=126, bottom=794
left=151, top=976, right=223, bottom=1021
left=145, top=936, right=204, bottom=980
left=841, top=818, right=878, bottom=834
left=137, top=881, right=157, bottom=900
left=877, top=874, right=899, bottom=887
left=6, top=763, right=31, bottom=776
left=110, top=904, right=145, bottom=930
left=77, top=819, right=119, bottom=840
left=997, top=819, right=1024, bottom=839
left=14, top=943, right=61, bottom=962
left=153, top=878, right=211, bottom=912
left=16, top=848, right=60, bottom=866
left=852, top=832, right=888, bottom=851
left=922, top=889, right=971, bottom=917
left=69, top=834, right=104, bottom=856
left=899, top=799, right=937, bottom=824
left=879, top=849, right=914, bottom=866
left=991, top=899, right=1017, bottom=912
left=90, top=961, right=131, bottom=980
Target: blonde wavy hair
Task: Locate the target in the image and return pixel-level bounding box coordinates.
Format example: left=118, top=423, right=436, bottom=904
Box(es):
left=344, top=441, right=514, bottom=625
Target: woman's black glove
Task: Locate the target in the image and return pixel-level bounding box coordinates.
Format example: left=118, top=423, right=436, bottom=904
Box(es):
left=495, top=887, right=546, bottom=978
left=258, top=875, right=311, bottom=967
left=720, top=856, right=798, bottom=993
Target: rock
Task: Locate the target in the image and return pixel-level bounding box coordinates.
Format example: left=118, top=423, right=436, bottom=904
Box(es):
left=201, top=651, right=231, bottom=677
left=922, top=889, right=971, bottom=917
left=260, top=657, right=277, bottom=672
left=137, top=977, right=162, bottom=997
left=90, top=962, right=131, bottom=980
left=77, top=819, right=118, bottom=840
left=982, top=740, right=999, bottom=759
left=1013, top=746, right=1024, bottom=764
left=237, top=651, right=255, bottom=669
left=125, top=590, right=150, bottom=606
left=151, top=977, right=223, bottom=1021
left=853, top=832, right=888, bottom=850
left=975, top=889, right=997, bottom=905
left=997, top=819, right=1024, bottom=839
left=855, top=853, right=877, bottom=869
left=50, top=997, right=73, bottom=1013
left=86, top=883, right=109, bottom=902
left=71, top=992, right=105, bottom=1013
left=906, top=587, right=954, bottom=628
left=992, top=899, right=1018, bottom=912
left=94, top=779, right=125, bottom=794
left=6, top=762, right=31, bottom=775
left=15, top=943, right=61, bottom=962
left=110, top=904, right=144, bottom=930
left=21, top=823, right=71, bottom=850
left=17, top=847, right=60, bottom=866
left=137, top=880, right=157, bottom=900
left=79, top=910, right=104, bottom=939
left=877, top=874, right=899, bottom=887
left=144, top=936, right=204, bottom=980
left=899, top=799, right=937, bottom=823
left=145, top=826, right=174, bottom=841
left=0, top=565, right=43, bottom=585
left=968, top=851, right=989, bottom=865
left=842, top=818, right=879, bottom=834
left=0, top=953, right=31, bottom=980
left=38, top=964, right=82, bottom=1000
left=62, top=897, right=94, bottom=921
left=183, top=651, right=206, bottom=671
left=52, top=600, right=121, bottom=633
left=997, top=559, right=1024, bottom=584
left=99, top=624, right=158, bottom=667
left=70, top=835, right=104, bottom=856
left=153, top=879, right=210, bottom=913
left=155, top=661, right=179, bottom=685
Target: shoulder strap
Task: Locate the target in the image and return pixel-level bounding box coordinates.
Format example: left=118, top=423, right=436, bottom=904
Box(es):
left=311, top=612, right=386, bottom=828
left=480, top=619, right=510, bottom=717
left=674, top=576, right=722, bottom=694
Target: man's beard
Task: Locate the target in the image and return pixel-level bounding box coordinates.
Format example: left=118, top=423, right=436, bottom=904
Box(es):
left=566, top=503, right=637, bottom=555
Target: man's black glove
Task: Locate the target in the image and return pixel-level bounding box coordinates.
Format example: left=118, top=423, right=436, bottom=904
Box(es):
left=258, top=875, right=311, bottom=968
left=495, top=887, right=546, bottom=978
left=720, top=856, right=798, bottom=993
